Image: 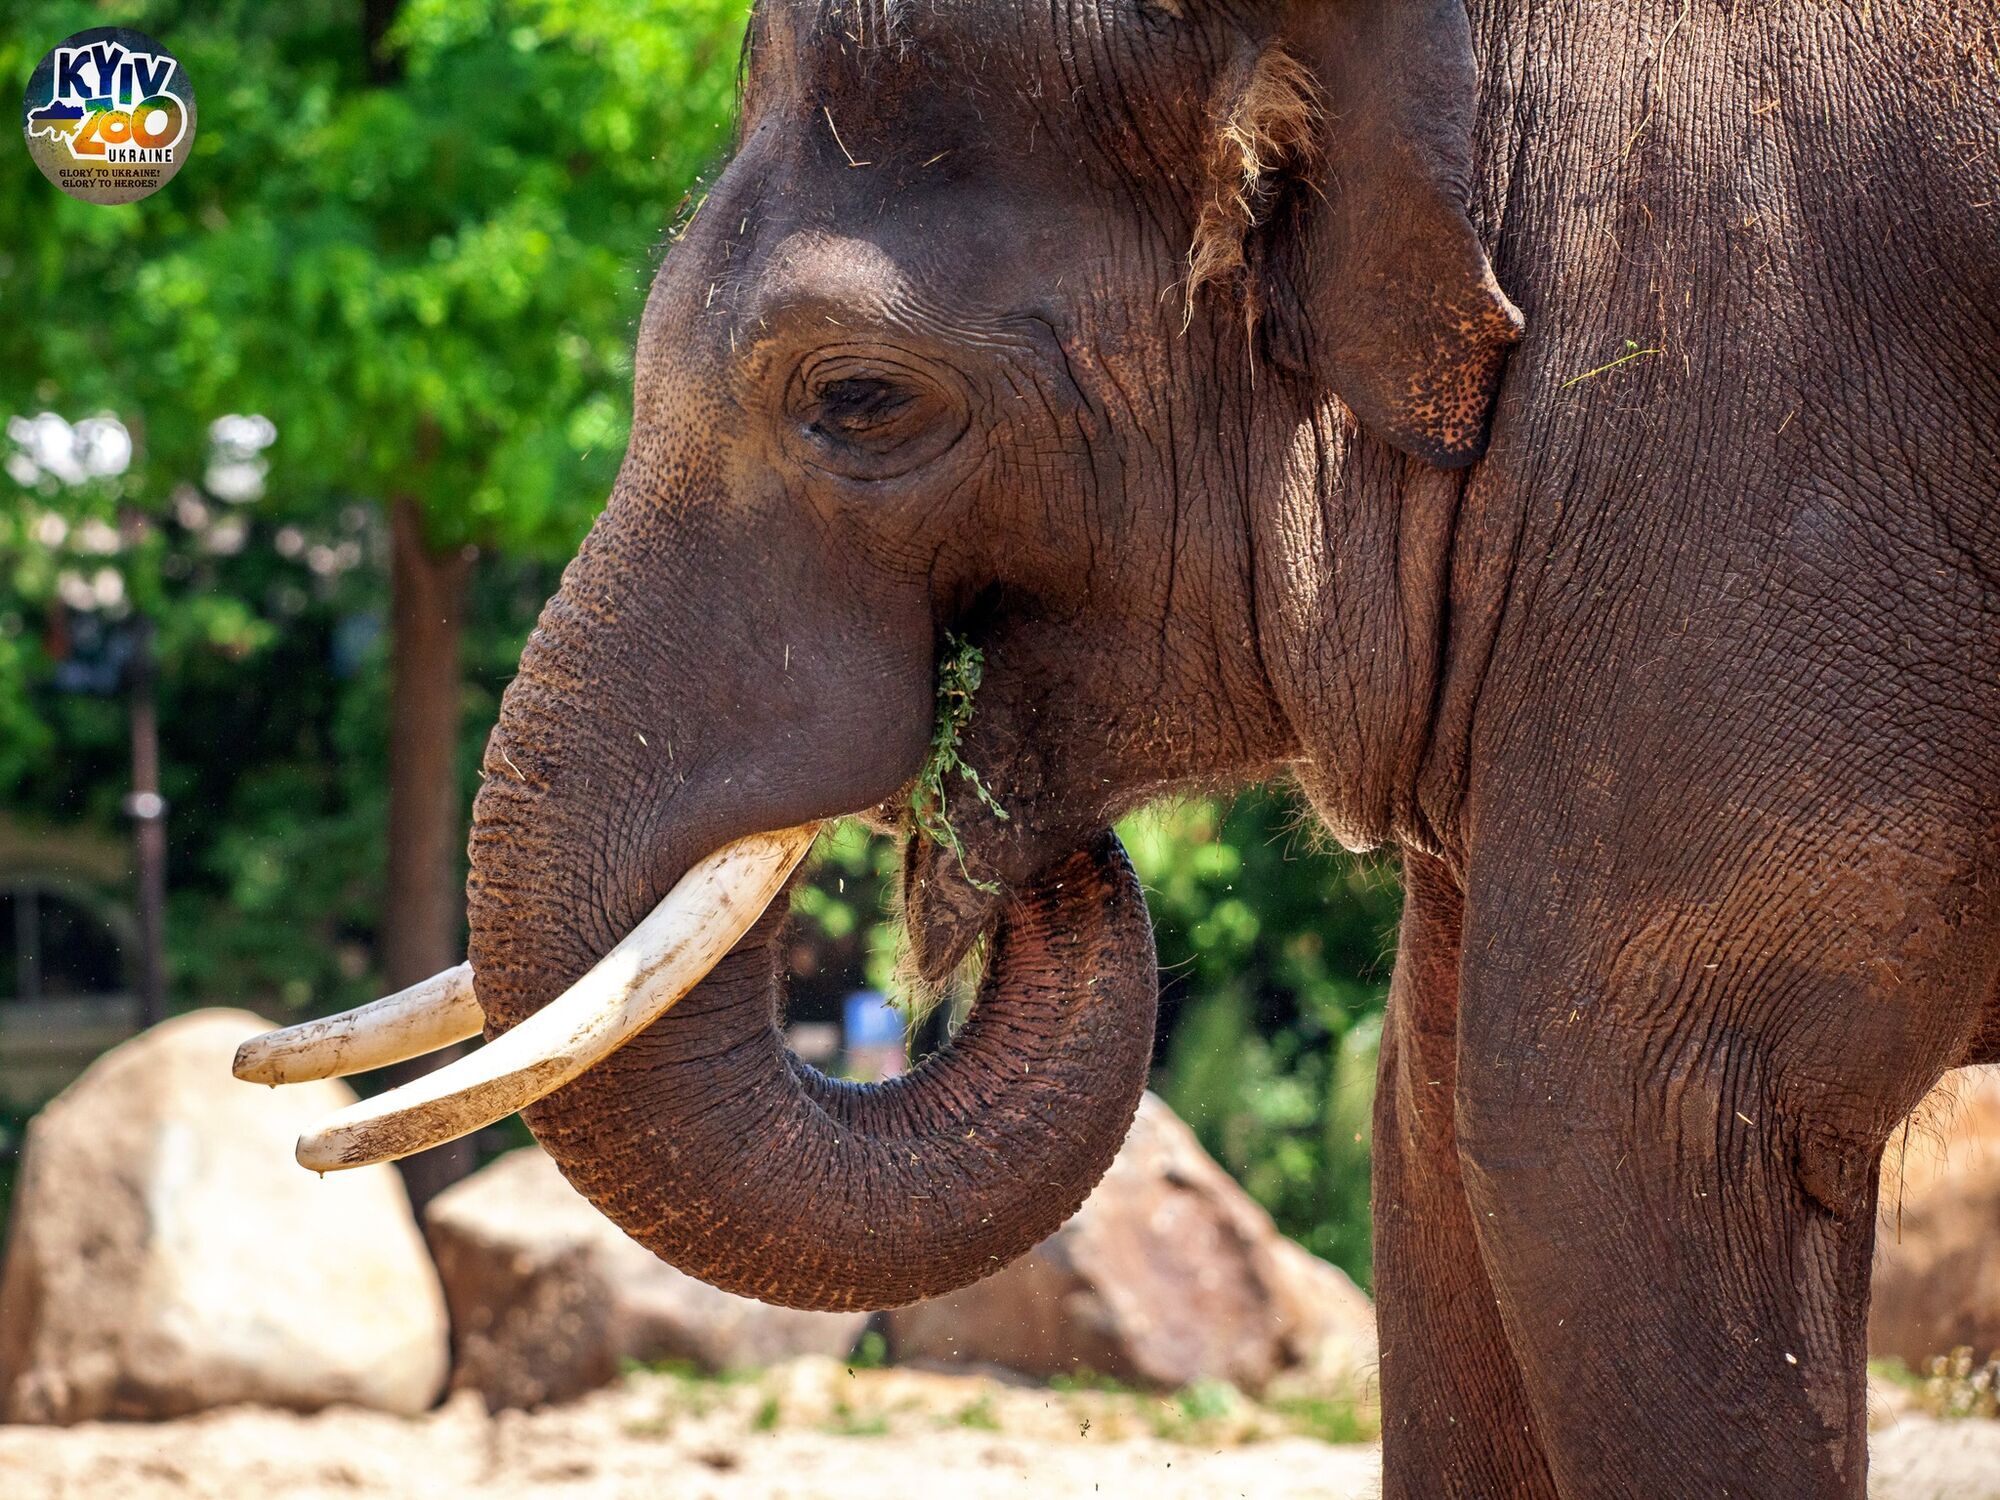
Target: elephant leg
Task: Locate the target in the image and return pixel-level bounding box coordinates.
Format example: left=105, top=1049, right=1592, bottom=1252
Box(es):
left=1374, top=852, right=1557, bottom=1499
left=1453, top=878, right=1986, bottom=1499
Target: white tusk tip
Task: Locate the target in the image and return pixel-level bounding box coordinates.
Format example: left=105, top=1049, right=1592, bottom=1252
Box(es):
left=296, top=1132, right=361, bottom=1174
left=284, top=823, right=821, bottom=1173
left=229, top=962, right=484, bottom=1087
left=232, top=1040, right=287, bottom=1086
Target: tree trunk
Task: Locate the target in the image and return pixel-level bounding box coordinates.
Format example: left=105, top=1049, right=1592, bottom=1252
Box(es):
left=363, top=0, right=404, bottom=85
left=125, top=615, right=168, bottom=1031
left=381, top=495, right=475, bottom=1210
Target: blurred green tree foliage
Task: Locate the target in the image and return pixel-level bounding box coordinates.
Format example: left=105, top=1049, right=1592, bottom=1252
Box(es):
left=0, top=0, right=751, bottom=1009
left=3, top=0, right=746, bottom=541
left=1130, top=792, right=1398, bottom=1284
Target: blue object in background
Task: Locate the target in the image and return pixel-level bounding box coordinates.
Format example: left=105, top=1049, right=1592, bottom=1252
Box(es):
left=50, top=612, right=133, bottom=696
left=843, top=990, right=902, bottom=1047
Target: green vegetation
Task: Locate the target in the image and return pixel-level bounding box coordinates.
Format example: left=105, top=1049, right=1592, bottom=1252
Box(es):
left=1268, top=1391, right=1380, bottom=1445
left=953, top=1394, right=1001, bottom=1430
left=847, top=1328, right=889, bottom=1372
left=910, top=633, right=1008, bottom=890
left=1921, top=1349, right=2000, bottom=1421
left=1149, top=1377, right=1242, bottom=1439
left=614, top=1357, right=759, bottom=1435
left=610, top=1359, right=1377, bottom=1449
left=789, top=820, right=909, bottom=1005
left=1129, top=791, right=1399, bottom=1285
left=822, top=1397, right=891, bottom=1438
left=1870, top=1352, right=2000, bottom=1421
left=1048, top=1369, right=1136, bottom=1395
left=1871, top=1356, right=1926, bottom=1393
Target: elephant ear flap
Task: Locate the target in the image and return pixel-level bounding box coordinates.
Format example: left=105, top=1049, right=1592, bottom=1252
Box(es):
left=1263, top=0, right=1523, bottom=468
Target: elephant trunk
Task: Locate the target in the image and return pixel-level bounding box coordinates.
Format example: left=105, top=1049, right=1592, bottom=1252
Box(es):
left=479, top=824, right=1155, bottom=1310
left=461, top=510, right=1157, bottom=1310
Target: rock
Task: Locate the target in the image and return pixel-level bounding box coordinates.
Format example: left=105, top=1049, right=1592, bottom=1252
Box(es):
left=424, top=1146, right=869, bottom=1409
left=886, top=1092, right=1376, bottom=1394
left=1871, top=1065, right=2000, bottom=1368
left=0, top=1009, right=449, bottom=1423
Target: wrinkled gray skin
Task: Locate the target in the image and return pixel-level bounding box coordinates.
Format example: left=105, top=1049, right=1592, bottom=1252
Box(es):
left=466, top=2, right=2000, bottom=1496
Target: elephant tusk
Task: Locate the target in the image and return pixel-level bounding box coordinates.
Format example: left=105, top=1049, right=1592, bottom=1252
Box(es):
left=292, top=822, right=821, bottom=1173
left=232, top=963, right=484, bottom=1085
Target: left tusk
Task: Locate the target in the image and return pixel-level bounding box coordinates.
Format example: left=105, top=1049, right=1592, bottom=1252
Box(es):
left=233, top=963, right=483, bottom=1085
left=294, top=822, right=820, bottom=1173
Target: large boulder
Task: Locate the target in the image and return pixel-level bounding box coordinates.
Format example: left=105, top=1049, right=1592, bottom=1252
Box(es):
left=1872, top=1065, right=2000, bottom=1367
left=885, top=1091, right=1376, bottom=1394
left=425, top=1145, right=869, bottom=1409
left=0, top=1009, right=449, bottom=1423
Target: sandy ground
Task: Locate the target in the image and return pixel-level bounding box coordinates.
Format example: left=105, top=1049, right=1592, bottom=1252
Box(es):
left=1, top=1361, right=1995, bottom=1500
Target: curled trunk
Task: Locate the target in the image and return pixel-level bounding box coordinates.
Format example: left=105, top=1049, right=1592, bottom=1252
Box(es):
left=471, top=823, right=1156, bottom=1310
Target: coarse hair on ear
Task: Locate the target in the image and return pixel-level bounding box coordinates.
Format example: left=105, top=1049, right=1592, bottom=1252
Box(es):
left=1185, top=42, right=1320, bottom=333
left=1189, top=0, right=1524, bottom=469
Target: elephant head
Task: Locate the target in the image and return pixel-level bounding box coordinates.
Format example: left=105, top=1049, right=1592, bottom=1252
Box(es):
left=248, top=0, right=1520, bottom=1311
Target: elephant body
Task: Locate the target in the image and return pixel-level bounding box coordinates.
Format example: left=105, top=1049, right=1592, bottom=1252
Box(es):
left=466, top=2, right=2000, bottom=1495
left=1354, top=7, right=2000, bottom=1493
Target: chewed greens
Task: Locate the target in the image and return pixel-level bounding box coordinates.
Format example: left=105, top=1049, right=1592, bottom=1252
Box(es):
left=910, top=633, right=1008, bottom=890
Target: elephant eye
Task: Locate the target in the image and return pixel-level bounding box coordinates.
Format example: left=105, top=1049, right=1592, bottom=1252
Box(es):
left=811, top=376, right=920, bottom=443
left=783, top=349, right=970, bottom=481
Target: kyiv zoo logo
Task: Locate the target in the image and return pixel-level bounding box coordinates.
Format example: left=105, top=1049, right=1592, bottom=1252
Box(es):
left=22, top=27, right=196, bottom=205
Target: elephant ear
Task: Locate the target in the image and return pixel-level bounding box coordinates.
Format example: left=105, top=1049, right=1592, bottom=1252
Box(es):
left=1211, top=0, right=1523, bottom=467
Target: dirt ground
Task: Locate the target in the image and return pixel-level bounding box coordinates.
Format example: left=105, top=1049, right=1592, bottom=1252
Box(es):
left=2, top=1359, right=1995, bottom=1500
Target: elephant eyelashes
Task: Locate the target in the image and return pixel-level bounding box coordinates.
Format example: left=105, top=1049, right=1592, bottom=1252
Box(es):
left=813, top=377, right=918, bottom=445
left=786, top=359, right=970, bottom=480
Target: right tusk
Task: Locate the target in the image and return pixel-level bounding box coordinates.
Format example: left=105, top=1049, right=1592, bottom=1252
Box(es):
left=233, top=964, right=484, bottom=1085
left=293, top=822, right=821, bottom=1174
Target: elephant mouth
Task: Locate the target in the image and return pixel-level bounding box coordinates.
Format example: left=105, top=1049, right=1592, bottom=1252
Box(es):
left=901, top=822, right=1007, bottom=983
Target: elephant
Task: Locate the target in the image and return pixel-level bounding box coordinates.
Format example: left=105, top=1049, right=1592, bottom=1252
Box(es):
left=246, top=1, right=1999, bottom=1494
